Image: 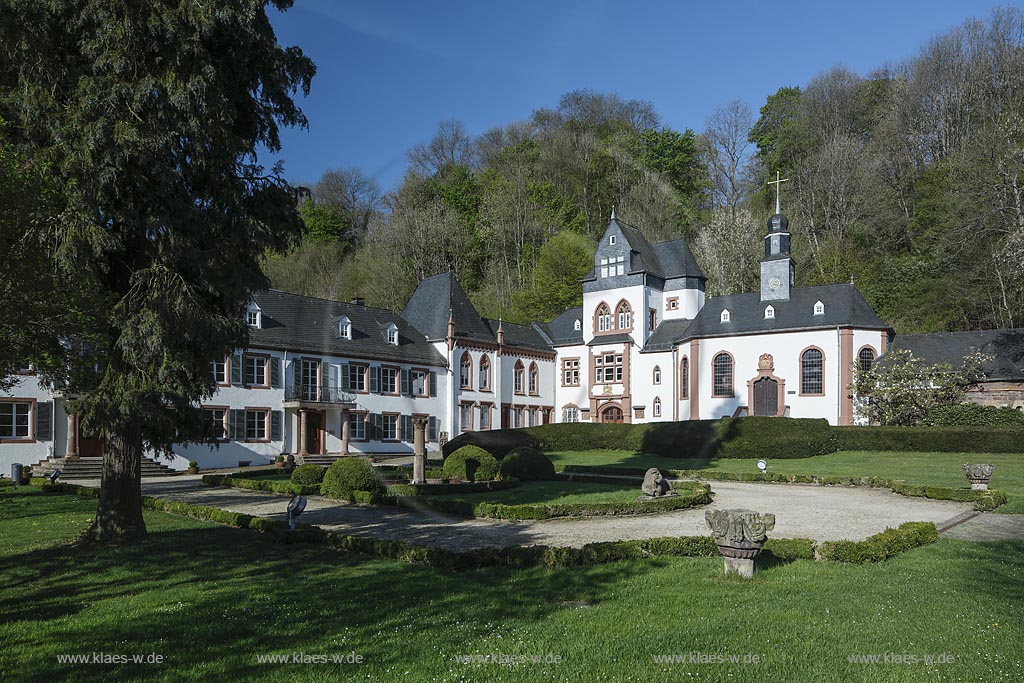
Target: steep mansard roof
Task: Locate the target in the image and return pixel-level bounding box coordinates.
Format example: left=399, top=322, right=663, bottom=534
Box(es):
left=583, top=217, right=706, bottom=283
left=887, top=328, right=1024, bottom=381
left=537, top=306, right=584, bottom=346
left=400, top=272, right=551, bottom=353
left=250, top=291, right=447, bottom=366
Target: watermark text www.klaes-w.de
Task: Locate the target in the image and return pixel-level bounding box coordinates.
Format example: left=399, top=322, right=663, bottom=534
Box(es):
left=56, top=652, right=165, bottom=665
left=848, top=652, right=955, bottom=665
left=254, top=651, right=365, bottom=665
left=652, top=652, right=762, bottom=665
left=454, top=653, right=563, bottom=665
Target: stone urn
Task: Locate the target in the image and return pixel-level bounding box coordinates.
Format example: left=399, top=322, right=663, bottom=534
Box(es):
left=963, top=464, right=995, bottom=490
left=705, top=509, right=776, bottom=578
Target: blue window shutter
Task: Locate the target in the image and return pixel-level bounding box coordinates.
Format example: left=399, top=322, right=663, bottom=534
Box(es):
left=429, top=371, right=437, bottom=397
left=269, top=358, right=281, bottom=388
left=231, top=355, right=243, bottom=386
left=35, top=402, right=53, bottom=441
left=321, top=361, right=331, bottom=398
left=400, top=369, right=411, bottom=396
left=270, top=411, right=283, bottom=441
left=428, top=416, right=438, bottom=442
left=400, top=415, right=411, bottom=441
left=369, top=366, right=380, bottom=394
left=369, top=413, right=381, bottom=441
left=340, top=363, right=350, bottom=392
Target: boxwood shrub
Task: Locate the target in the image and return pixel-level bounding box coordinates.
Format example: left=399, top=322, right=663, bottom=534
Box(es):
left=321, top=457, right=384, bottom=499
left=921, top=403, right=1024, bottom=427
left=498, top=447, right=556, bottom=481
left=442, top=429, right=539, bottom=458
left=291, top=464, right=327, bottom=487
left=834, top=425, right=1024, bottom=453
left=817, top=522, right=938, bottom=563
left=442, top=446, right=499, bottom=482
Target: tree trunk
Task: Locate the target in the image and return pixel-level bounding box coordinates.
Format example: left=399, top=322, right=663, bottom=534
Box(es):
left=89, top=421, right=147, bottom=541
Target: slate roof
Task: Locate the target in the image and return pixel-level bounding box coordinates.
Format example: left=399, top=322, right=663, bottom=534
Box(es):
left=642, top=319, right=694, bottom=352
left=588, top=333, right=634, bottom=346
left=538, top=306, right=584, bottom=346
left=887, top=328, right=1024, bottom=381
left=684, top=284, right=888, bottom=340
left=251, top=290, right=447, bottom=367
left=400, top=272, right=493, bottom=342
left=482, top=318, right=553, bottom=353
left=583, top=218, right=706, bottom=282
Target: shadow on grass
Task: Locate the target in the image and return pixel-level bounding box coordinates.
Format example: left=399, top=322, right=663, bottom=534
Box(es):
left=0, top=505, right=659, bottom=683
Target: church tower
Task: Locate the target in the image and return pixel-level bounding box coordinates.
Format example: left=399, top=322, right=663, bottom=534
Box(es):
left=760, top=173, right=795, bottom=301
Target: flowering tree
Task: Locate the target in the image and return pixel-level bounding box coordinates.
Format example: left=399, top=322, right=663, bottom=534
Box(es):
left=852, top=349, right=989, bottom=426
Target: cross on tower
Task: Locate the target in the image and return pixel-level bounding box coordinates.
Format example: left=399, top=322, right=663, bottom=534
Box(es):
left=767, top=171, right=789, bottom=214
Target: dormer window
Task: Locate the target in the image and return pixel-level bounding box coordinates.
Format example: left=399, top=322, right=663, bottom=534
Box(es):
left=720, top=309, right=731, bottom=323
left=386, top=323, right=399, bottom=345
left=574, top=319, right=581, bottom=331
left=338, top=316, right=351, bottom=340
left=764, top=305, right=775, bottom=320
left=813, top=301, right=825, bottom=316
left=245, top=303, right=261, bottom=328
left=609, top=235, right=616, bottom=245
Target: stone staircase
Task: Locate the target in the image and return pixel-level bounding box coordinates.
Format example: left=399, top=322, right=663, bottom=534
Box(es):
left=295, top=454, right=344, bottom=467
left=31, top=457, right=178, bottom=480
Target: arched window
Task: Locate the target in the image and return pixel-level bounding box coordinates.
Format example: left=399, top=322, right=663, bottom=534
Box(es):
left=712, top=353, right=733, bottom=397
left=858, top=347, right=876, bottom=373
left=801, top=348, right=824, bottom=395
left=680, top=356, right=689, bottom=399
left=459, top=352, right=472, bottom=389
left=720, top=309, right=730, bottom=323
left=528, top=362, right=539, bottom=395
left=813, top=301, right=825, bottom=316
left=616, top=301, right=632, bottom=330
left=385, top=323, right=398, bottom=345
left=513, top=360, right=525, bottom=394
left=574, top=319, right=581, bottom=331
left=652, top=365, right=661, bottom=385
left=596, top=303, right=611, bottom=332
left=653, top=397, right=662, bottom=417
left=337, top=315, right=351, bottom=340
left=479, top=355, right=491, bottom=391
left=764, top=305, right=775, bottom=319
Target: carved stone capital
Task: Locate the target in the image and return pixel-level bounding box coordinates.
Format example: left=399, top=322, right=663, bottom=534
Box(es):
left=963, top=463, right=995, bottom=490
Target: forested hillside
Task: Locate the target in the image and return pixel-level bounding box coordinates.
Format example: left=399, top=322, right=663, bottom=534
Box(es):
left=266, top=6, right=1024, bottom=333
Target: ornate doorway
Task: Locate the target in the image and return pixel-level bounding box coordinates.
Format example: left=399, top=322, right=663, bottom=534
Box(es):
left=752, top=377, right=779, bottom=416
left=601, top=405, right=624, bottom=423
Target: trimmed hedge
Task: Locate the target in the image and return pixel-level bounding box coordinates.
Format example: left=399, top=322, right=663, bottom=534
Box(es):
left=321, top=457, right=385, bottom=500
left=818, top=522, right=939, bottom=563
left=446, top=418, right=837, bottom=460
left=291, top=464, right=327, bottom=487
left=400, top=483, right=713, bottom=521
left=385, top=480, right=520, bottom=497
left=834, top=425, right=1024, bottom=453
left=499, top=447, right=556, bottom=481
left=442, top=446, right=499, bottom=482
left=557, top=466, right=1008, bottom=511
left=201, top=473, right=319, bottom=496
left=921, top=403, right=1024, bottom=427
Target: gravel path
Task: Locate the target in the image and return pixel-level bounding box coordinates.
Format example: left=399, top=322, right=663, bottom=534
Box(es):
left=84, top=476, right=998, bottom=552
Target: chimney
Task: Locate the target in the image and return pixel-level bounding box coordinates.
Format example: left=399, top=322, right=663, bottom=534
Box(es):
left=350, top=297, right=365, bottom=307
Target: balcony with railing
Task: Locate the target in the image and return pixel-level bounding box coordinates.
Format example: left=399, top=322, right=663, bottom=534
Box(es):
left=283, top=383, right=356, bottom=407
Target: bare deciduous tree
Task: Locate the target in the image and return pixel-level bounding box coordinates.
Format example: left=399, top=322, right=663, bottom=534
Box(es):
left=408, top=119, right=476, bottom=176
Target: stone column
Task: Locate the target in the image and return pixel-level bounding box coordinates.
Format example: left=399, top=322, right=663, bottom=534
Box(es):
left=705, top=509, right=775, bottom=579
left=412, top=417, right=427, bottom=484
left=65, top=412, right=80, bottom=460
left=298, top=409, right=309, bottom=456
left=340, top=408, right=351, bottom=456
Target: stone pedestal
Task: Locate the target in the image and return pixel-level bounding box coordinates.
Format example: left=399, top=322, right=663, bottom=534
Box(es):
left=412, top=417, right=427, bottom=484
left=705, top=509, right=776, bottom=579
left=963, top=464, right=994, bottom=490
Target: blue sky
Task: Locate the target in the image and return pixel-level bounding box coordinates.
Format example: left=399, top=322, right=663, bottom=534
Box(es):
left=267, top=0, right=1000, bottom=191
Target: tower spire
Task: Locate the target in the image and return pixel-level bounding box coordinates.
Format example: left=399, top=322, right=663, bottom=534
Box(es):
left=610, top=206, right=616, bottom=221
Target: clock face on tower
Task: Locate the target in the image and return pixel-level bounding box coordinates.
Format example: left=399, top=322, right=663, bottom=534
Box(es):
left=768, top=277, right=782, bottom=291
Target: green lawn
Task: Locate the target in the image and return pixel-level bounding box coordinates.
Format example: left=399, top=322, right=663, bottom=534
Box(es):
left=549, top=449, right=1024, bottom=514
left=1, top=487, right=1022, bottom=682
left=427, top=479, right=702, bottom=506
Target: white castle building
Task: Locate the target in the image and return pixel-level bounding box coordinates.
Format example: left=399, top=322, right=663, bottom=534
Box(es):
left=4, top=207, right=972, bottom=474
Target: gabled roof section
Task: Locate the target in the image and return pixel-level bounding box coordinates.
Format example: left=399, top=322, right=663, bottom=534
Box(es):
left=540, top=306, right=584, bottom=346
left=642, top=318, right=693, bottom=352
left=585, top=217, right=706, bottom=282
left=401, top=272, right=493, bottom=342
left=250, top=291, right=446, bottom=366
left=888, top=328, right=1024, bottom=381
left=652, top=239, right=705, bottom=280
left=482, top=319, right=552, bottom=353
left=685, top=284, right=888, bottom=339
